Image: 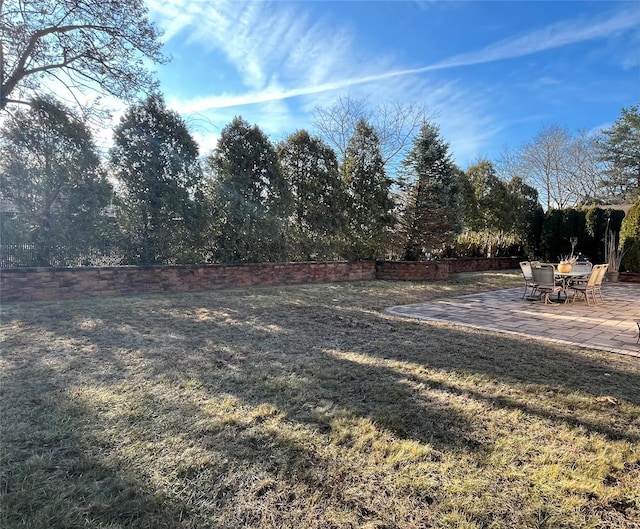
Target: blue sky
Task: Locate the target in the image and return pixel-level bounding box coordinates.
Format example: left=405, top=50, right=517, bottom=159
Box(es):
left=144, top=0, right=640, bottom=169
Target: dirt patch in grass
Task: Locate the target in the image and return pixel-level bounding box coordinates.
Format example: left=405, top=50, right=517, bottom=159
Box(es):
left=1, top=271, right=639, bottom=528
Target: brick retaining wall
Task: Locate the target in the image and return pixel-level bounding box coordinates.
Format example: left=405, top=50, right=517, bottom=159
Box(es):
left=447, top=257, right=522, bottom=273
left=0, top=258, right=520, bottom=302
left=374, top=258, right=520, bottom=281
left=0, top=261, right=376, bottom=302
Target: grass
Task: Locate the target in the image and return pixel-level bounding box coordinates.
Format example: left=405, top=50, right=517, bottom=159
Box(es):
left=1, top=271, right=639, bottom=528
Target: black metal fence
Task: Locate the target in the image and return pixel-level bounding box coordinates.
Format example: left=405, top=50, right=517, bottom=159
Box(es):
left=0, top=242, right=37, bottom=268
left=0, top=238, right=122, bottom=268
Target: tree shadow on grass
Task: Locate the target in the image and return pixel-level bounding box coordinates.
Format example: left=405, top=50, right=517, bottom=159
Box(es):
left=3, top=290, right=639, bottom=445
left=0, top=362, right=189, bottom=528
left=0, top=294, right=493, bottom=527
left=0, top=347, right=436, bottom=528
left=333, top=302, right=640, bottom=404
left=331, top=304, right=640, bottom=443
left=2, top=289, right=640, bottom=526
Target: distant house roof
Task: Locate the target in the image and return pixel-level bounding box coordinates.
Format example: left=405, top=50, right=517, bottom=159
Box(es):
left=602, top=204, right=632, bottom=214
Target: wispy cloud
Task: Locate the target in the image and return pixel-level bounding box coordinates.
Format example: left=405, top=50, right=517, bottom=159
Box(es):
left=148, top=0, right=355, bottom=93
left=433, top=6, right=640, bottom=70
left=152, top=3, right=639, bottom=113
left=145, top=1, right=638, bottom=164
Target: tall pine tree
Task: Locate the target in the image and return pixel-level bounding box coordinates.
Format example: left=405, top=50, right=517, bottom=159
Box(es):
left=277, top=130, right=346, bottom=259
left=401, top=122, right=463, bottom=260
left=598, top=105, right=640, bottom=202
left=110, top=94, right=204, bottom=264
left=342, top=119, right=396, bottom=260
left=207, top=117, right=293, bottom=262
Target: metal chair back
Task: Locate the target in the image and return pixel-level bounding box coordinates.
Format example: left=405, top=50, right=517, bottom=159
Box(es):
left=519, top=261, right=532, bottom=280
left=531, top=263, right=555, bottom=287
left=590, top=264, right=608, bottom=287
left=571, top=262, right=592, bottom=275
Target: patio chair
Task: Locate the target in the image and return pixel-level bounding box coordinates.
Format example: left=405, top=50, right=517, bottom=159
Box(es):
left=571, top=261, right=592, bottom=275
left=568, top=264, right=607, bottom=305
left=567, top=261, right=593, bottom=288
left=530, top=263, right=564, bottom=304
left=519, top=261, right=538, bottom=298
left=593, top=263, right=608, bottom=303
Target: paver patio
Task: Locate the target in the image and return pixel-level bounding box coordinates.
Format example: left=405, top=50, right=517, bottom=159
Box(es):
left=387, top=282, right=640, bottom=358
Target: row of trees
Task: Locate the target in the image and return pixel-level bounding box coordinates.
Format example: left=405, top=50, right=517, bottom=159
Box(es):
left=3, top=92, right=640, bottom=268
left=530, top=206, right=626, bottom=264
left=0, top=95, right=463, bottom=265
left=1, top=93, right=639, bottom=268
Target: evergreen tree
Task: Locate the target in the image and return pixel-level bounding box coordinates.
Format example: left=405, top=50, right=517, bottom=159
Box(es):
left=620, top=197, right=640, bottom=273
left=277, top=130, right=346, bottom=259
left=0, top=96, right=112, bottom=265
left=401, top=122, right=463, bottom=260
left=465, top=160, right=541, bottom=235
left=207, top=117, right=293, bottom=262
left=110, top=94, right=204, bottom=264
left=507, top=175, right=543, bottom=255
left=598, top=105, right=640, bottom=202
left=463, top=160, right=511, bottom=232
left=342, top=119, right=396, bottom=260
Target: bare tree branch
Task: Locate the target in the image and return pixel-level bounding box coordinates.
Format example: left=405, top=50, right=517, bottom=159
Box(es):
left=312, top=95, right=429, bottom=180
left=1, top=0, right=166, bottom=111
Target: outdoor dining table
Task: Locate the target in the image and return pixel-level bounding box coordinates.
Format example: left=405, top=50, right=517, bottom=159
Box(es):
left=554, top=270, right=590, bottom=285
left=553, top=270, right=590, bottom=301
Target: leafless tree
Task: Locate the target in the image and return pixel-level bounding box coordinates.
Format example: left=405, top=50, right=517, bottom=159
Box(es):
left=565, top=131, right=602, bottom=204
left=313, top=95, right=371, bottom=164
left=0, top=0, right=166, bottom=113
left=313, top=95, right=430, bottom=178
left=500, top=125, right=602, bottom=209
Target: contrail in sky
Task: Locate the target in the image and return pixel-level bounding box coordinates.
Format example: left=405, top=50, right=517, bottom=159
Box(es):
left=173, top=6, right=639, bottom=113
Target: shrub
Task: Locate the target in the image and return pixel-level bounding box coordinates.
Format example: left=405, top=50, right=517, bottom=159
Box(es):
left=620, top=198, right=640, bottom=272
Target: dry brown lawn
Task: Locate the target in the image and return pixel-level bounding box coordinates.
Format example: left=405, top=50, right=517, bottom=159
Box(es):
left=1, top=271, right=639, bottom=528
